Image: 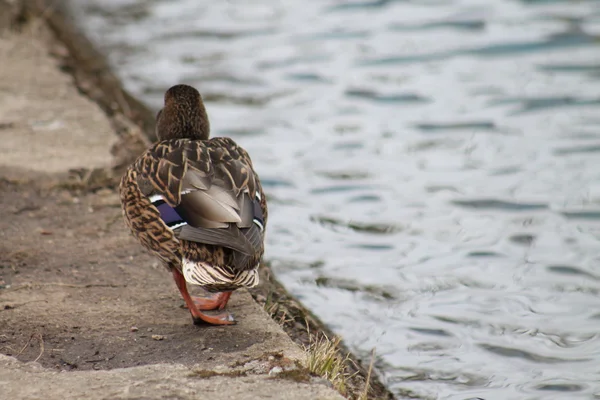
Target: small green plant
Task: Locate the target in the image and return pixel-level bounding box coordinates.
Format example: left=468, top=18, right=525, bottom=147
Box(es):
left=305, top=333, right=351, bottom=396
left=259, top=289, right=381, bottom=399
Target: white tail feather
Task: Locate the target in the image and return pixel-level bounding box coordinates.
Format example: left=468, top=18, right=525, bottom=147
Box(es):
left=182, top=258, right=259, bottom=288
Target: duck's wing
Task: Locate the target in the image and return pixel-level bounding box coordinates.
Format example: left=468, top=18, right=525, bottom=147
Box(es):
left=136, top=138, right=265, bottom=263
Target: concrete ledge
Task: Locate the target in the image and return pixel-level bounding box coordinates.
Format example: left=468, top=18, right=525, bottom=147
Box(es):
left=0, top=355, right=342, bottom=400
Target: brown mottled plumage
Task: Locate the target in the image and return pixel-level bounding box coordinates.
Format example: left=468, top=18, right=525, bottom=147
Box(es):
left=119, top=84, right=267, bottom=325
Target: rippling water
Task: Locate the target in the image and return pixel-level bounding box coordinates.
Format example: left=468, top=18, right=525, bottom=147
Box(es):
left=69, top=0, right=600, bottom=398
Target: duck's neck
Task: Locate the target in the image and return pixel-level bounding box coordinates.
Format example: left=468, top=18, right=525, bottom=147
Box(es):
left=157, top=109, right=210, bottom=141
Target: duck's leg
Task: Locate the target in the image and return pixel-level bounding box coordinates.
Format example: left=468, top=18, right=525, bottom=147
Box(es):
left=217, top=292, right=232, bottom=310
left=171, top=269, right=235, bottom=325
left=191, top=291, right=231, bottom=311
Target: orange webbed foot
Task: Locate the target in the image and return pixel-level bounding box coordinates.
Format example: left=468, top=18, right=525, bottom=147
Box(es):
left=192, top=291, right=231, bottom=311
left=192, top=310, right=236, bottom=325
left=172, top=268, right=236, bottom=326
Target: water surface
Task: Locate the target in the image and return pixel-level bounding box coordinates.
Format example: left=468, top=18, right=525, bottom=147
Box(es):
left=70, top=0, right=600, bottom=398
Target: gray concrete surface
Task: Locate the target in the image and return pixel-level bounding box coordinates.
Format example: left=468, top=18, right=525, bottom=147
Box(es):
left=0, top=354, right=342, bottom=400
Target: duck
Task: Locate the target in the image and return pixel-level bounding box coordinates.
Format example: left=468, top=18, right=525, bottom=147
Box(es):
left=119, top=84, right=267, bottom=325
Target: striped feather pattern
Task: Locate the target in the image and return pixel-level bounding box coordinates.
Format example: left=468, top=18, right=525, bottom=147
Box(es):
left=182, top=259, right=259, bottom=292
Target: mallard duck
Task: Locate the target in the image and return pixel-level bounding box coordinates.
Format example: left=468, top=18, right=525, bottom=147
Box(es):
left=119, top=84, right=267, bottom=325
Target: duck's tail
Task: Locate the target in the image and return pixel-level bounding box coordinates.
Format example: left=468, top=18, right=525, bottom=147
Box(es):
left=181, top=259, right=259, bottom=292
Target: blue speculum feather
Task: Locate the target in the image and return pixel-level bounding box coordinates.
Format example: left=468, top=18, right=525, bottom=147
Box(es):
left=153, top=199, right=187, bottom=228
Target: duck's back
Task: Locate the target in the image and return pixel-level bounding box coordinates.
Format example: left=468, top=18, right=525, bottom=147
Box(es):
left=120, top=137, right=267, bottom=291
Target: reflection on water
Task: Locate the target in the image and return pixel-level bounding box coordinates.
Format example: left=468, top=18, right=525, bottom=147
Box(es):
left=70, top=0, right=600, bottom=398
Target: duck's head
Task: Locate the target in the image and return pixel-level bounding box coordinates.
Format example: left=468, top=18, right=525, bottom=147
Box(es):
left=156, top=84, right=210, bottom=141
